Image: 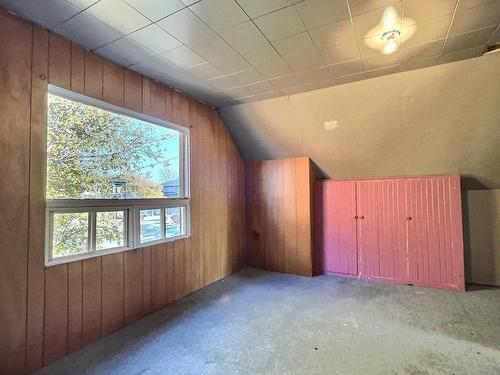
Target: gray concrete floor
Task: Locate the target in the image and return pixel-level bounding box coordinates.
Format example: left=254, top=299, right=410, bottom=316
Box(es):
left=36, top=268, right=500, bottom=375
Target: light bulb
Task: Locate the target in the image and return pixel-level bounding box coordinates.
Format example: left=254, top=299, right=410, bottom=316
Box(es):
left=383, top=40, right=398, bottom=55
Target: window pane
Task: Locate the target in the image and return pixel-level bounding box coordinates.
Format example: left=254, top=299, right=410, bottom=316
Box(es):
left=140, top=209, right=162, bottom=243
left=47, top=93, right=181, bottom=200
left=165, top=207, right=183, bottom=238
left=96, top=211, right=125, bottom=250
left=52, top=212, right=89, bottom=258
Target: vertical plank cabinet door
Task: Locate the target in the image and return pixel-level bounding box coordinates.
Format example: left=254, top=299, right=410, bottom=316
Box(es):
left=406, top=176, right=465, bottom=291
left=316, top=181, right=357, bottom=275
left=356, top=179, right=407, bottom=282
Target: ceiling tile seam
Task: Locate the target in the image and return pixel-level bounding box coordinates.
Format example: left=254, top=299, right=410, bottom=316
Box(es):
left=486, top=23, right=500, bottom=45
left=437, top=0, right=461, bottom=63
left=292, top=2, right=334, bottom=80
left=47, top=0, right=102, bottom=29
left=166, top=6, right=266, bottom=86
left=123, top=0, right=189, bottom=23
left=230, top=0, right=297, bottom=95
left=345, top=0, right=366, bottom=73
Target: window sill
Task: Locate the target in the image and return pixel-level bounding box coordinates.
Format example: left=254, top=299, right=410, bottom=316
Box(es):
left=45, top=234, right=191, bottom=267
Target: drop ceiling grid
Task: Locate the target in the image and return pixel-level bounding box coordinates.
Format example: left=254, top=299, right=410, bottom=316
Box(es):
left=0, top=0, right=498, bottom=106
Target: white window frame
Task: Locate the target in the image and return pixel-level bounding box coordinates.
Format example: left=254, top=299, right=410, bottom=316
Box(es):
left=45, top=85, right=190, bottom=267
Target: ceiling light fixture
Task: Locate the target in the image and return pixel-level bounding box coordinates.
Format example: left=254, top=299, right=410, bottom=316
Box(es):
left=364, top=7, right=416, bottom=55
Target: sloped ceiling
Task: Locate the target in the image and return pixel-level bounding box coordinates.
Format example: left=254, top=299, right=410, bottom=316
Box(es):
left=220, top=52, right=500, bottom=189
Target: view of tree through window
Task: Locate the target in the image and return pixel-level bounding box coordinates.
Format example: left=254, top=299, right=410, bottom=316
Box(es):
left=47, top=93, right=181, bottom=200
left=47, top=92, right=188, bottom=261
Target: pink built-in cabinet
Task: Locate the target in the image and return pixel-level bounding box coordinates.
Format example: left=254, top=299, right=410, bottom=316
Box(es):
left=315, top=176, right=465, bottom=291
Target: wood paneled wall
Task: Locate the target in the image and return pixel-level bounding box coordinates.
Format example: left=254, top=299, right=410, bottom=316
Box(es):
left=0, top=10, right=245, bottom=374
left=245, top=157, right=315, bottom=276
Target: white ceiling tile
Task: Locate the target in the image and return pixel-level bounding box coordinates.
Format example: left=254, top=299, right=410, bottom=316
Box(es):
left=124, top=0, right=186, bottom=22
left=364, top=64, right=401, bottom=78
left=1, top=0, right=82, bottom=28
left=443, top=27, right=495, bottom=54
left=208, top=75, right=245, bottom=90
left=295, top=0, right=350, bottom=29
left=232, top=68, right=266, bottom=85
left=362, top=52, right=401, bottom=70
left=399, top=39, right=444, bottom=63
left=219, top=21, right=281, bottom=66
left=130, top=54, right=183, bottom=78
left=309, top=19, right=357, bottom=49
left=86, top=0, right=151, bottom=34
left=212, top=56, right=252, bottom=75
left=403, top=0, right=457, bottom=24
left=320, top=42, right=360, bottom=65
left=449, top=1, right=500, bottom=36
left=327, top=59, right=364, bottom=77
left=400, top=56, right=439, bottom=70
left=488, top=26, right=500, bottom=45
left=128, top=24, right=182, bottom=53
left=296, top=67, right=332, bottom=84
left=273, top=31, right=318, bottom=59
left=160, top=45, right=207, bottom=69
left=243, top=80, right=276, bottom=95
left=401, top=15, right=452, bottom=48
left=157, top=8, right=212, bottom=44
left=248, top=90, right=282, bottom=102
left=254, top=6, right=305, bottom=40
left=269, top=74, right=302, bottom=89
left=255, top=59, right=294, bottom=79
left=186, top=62, right=224, bottom=80
left=457, top=0, right=499, bottom=11
left=304, top=79, right=336, bottom=91
left=180, top=0, right=198, bottom=5
left=53, top=11, right=123, bottom=50
left=347, top=0, right=401, bottom=17
left=190, top=0, right=249, bottom=31
left=438, top=45, right=485, bottom=64
left=237, top=0, right=296, bottom=18
left=95, top=36, right=155, bottom=66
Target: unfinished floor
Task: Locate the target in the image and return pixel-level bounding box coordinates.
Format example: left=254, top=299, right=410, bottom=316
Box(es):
left=35, top=269, right=500, bottom=375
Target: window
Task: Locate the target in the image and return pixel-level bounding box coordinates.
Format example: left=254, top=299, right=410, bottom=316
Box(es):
left=46, top=85, right=190, bottom=266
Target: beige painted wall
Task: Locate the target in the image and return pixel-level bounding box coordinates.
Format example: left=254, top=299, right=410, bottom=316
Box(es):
left=220, top=53, right=500, bottom=285
left=220, top=53, right=500, bottom=189
left=465, top=190, right=500, bottom=286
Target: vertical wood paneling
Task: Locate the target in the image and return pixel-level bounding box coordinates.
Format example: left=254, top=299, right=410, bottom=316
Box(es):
left=124, top=249, right=143, bottom=325
left=1, top=10, right=245, bottom=372
left=0, top=11, right=31, bottom=374
left=25, top=25, right=48, bottom=373
left=102, top=60, right=124, bottom=106
left=67, top=261, right=82, bottom=352
left=43, top=265, right=68, bottom=364
left=101, top=253, right=124, bottom=336
left=81, top=258, right=101, bottom=346
left=141, top=247, right=152, bottom=315
left=123, top=70, right=142, bottom=113
left=245, top=157, right=314, bottom=276
left=151, top=245, right=167, bottom=310
left=84, top=52, right=103, bottom=100
left=48, top=32, right=70, bottom=89
left=70, top=43, right=85, bottom=94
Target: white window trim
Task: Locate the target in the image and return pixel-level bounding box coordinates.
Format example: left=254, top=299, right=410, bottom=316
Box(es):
left=45, top=85, right=191, bottom=267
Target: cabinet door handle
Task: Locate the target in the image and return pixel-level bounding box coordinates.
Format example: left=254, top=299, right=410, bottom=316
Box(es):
left=354, top=215, right=358, bottom=219
left=406, top=217, right=412, bottom=220
left=360, top=216, right=365, bottom=219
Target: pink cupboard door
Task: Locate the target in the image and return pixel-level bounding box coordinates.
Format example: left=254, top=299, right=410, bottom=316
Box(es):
left=406, top=176, right=464, bottom=291
left=315, top=180, right=357, bottom=275
left=356, top=179, right=408, bottom=282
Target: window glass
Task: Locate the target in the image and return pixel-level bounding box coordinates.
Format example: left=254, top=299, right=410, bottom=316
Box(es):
left=52, top=212, right=89, bottom=258
left=47, top=93, right=181, bottom=200
left=165, top=207, right=183, bottom=238
left=96, top=211, right=125, bottom=250
left=140, top=209, right=162, bottom=243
